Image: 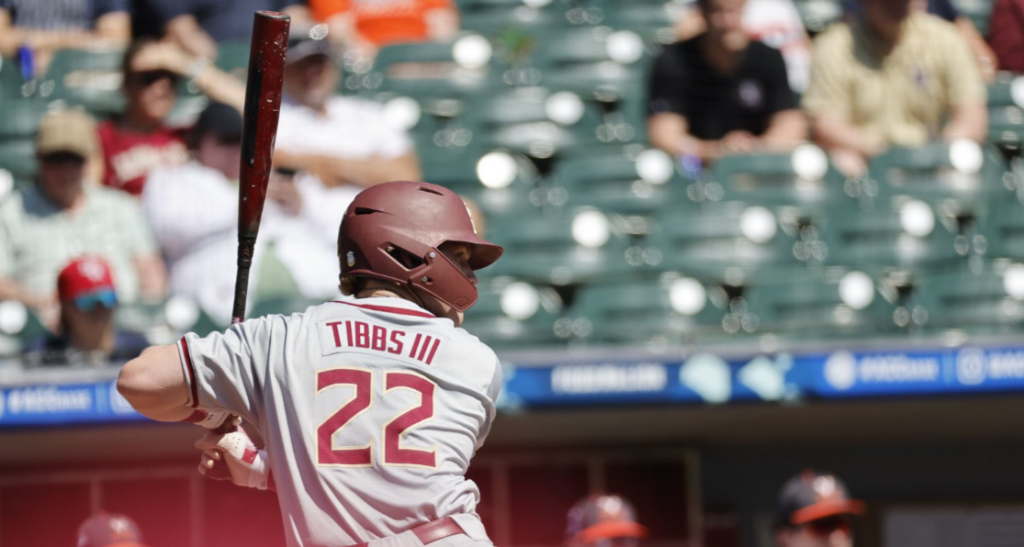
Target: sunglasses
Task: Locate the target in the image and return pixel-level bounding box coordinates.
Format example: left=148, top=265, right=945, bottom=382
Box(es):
left=804, top=516, right=852, bottom=538
left=74, top=289, right=117, bottom=312
left=133, top=70, right=180, bottom=87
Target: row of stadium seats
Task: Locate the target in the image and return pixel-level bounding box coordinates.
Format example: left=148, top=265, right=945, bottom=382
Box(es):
left=2, top=254, right=1021, bottom=359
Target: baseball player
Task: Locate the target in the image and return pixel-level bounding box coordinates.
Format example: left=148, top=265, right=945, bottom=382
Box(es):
left=117, top=181, right=504, bottom=547
left=565, top=493, right=650, bottom=547
left=774, top=469, right=865, bottom=547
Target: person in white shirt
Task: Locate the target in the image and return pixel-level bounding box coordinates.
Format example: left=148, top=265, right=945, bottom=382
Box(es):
left=273, top=24, right=421, bottom=189
left=143, top=102, right=342, bottom=324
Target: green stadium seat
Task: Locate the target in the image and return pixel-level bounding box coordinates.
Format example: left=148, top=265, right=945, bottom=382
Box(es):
left=0, top=139, right=37, bottom=181
left=463, top=277, right=565, bottom=348
left=40, top=48, right=126, bottom=116
left=913, top=267, right=1024, bottom=335
left=459, top=1, right=568, bottom=36
left=570, top=276, right=737, bottom=345
left=368, top=39, right=498, bottom=98
left=648, top=201, right=808, bottom=281
left=987, top=77, right=1023, bottom=108
left=980, top=198, right=1024, bottom=260
left=0, top=56, right=29, bottom=100
left=529, top=27, right=651, bottom=101
left=793, top=0, right=842, bottom=34
left=419, top=146, right=541, bottom=220
left=550, top=147, right=682, bottom=216
left=595, top=0, right=681, bottom=42
left=868, top=142, right=1013, bottom=230
left=461, top=87, right=603, bottom=156
left=708, top=148, right=847, bottom=214
left=988, top=106, right=1024, bottom=150
left=819, top=200, right=965, bottom=273
left=951, top=0, right=992, bottom=34
left=485, top=211, right=639, bottom=285
left=253, top=242, right=303, bottom=302
left=746, top=270, right=905, bottom=339
left=215, top=41, right=252, bottom=81
left=0, top=99, right=47, bottom=139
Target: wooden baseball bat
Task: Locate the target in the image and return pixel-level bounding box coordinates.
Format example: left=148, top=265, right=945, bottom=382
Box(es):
left=215, top=11, right=289, bottom=437
left=231, top=10, right=290, bottom=326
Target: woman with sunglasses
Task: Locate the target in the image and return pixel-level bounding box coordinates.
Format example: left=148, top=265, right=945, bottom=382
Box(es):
left=775, top=470, right=865, bottom=547
left=21, top=256, right=149, bottom=367
left=96, top=39, right=245, bottom=196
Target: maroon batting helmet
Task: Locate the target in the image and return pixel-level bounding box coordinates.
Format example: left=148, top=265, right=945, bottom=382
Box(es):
left=338, top=181, right=503, bottom=312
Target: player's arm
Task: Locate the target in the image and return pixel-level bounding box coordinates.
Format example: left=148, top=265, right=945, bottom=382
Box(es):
left=273, top=149, right=421, bottom=188
left=118, top=345, right=194, bottom=422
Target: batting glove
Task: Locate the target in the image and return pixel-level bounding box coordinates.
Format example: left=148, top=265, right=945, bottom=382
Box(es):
left=195, top=428, right=271, bottom=490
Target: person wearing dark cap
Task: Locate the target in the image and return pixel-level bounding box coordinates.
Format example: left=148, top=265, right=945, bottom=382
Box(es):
left=565, top=493, right=650, bottom=547
left=77, top=511, right=149, bottom=547
left=775, top=470, right=865, bottom=547
left=272, top=23, right=421, bottom=190
left=22, top=256, right=150, bottom=367
left=142, top=102, right=332, bottom=324
left=141, top=101, right=251, bottom=325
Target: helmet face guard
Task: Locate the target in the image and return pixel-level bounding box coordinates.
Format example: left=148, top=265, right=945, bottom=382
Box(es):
left=339, top=181, right=503, bottom=313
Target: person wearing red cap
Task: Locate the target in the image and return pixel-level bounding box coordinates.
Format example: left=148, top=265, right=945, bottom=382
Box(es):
left=565, top=494, right=650, bottom=547
left=775, top=470, right=865, bottom=547
left=76, top=511, right=150, bottom=547
left=22, top=256, right=149, bottom=367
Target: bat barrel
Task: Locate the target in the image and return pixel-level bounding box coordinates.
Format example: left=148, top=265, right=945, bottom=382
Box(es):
left=231, top=11, right=291, bottom=325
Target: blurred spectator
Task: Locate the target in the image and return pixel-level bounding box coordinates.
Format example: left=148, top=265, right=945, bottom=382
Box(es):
left=565, top=493, right=649, bottom=547
left=0, top=110, right=166, bottom=327
left=97, top=39, right=246, bottom=195
left=674, top=0, right=813, bottom=92
left=843, top=0, right=999, bottom=81
left=273, top=24, right=421, bottom=188
left=22, top=256, right=149, bottom=367
left=804, top=0, right=987, bottom=177
left=77, top=511, right=150, bottom=547
left=309, top=0, right=459, bottom=56
left=775, top=469, right=865, bottom=547
left=988, top=0, right=1024, bottom=73
left=0, top=0, right=130, bottom=76
left=143, top=103, right=339, bottom=324
left=648, top=0, right=806, bottom=164
left=132, top=0, right=309, bottom=60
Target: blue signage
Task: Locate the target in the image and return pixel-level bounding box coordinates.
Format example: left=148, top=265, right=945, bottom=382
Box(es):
left=6, top=344, right=1024, bottom=426
left=0, top=381, right=146, bottom=426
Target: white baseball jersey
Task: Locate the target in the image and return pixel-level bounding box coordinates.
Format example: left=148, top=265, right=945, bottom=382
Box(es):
left=177, top=296, right=502, bottom=547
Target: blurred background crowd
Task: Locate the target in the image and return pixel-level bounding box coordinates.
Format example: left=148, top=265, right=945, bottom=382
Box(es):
left=1, top=0, right=1024, bottom=546
left=0, top=0, right=1022, bottom=363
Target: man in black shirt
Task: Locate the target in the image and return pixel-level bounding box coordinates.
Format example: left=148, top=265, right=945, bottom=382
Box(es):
left=648, top=0, right=806, bottom=164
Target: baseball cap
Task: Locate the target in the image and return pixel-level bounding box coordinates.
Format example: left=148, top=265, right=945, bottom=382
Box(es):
left=287, top=23, right=332, bottom=64
left=566, top=494, right=650, bottom=545
left=77, top=512, right=146, bottom=547
left=193, top=102, right=243, bottom=144
left=36, top=109, right=98, bottom=159
left=58, top=256, right=118, bottom=310
left=775, top=469, right=866, bottom=528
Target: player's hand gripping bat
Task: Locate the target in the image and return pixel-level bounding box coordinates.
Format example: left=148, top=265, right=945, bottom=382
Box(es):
left=218, top=10, right=290, bottom=435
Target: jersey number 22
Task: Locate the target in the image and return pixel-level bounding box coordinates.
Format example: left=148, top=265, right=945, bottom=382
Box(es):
left=315, top=367, right=436, bottom=468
